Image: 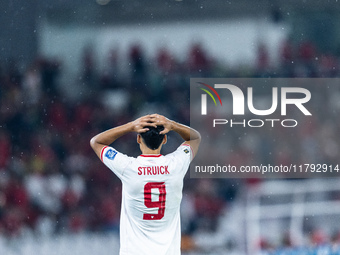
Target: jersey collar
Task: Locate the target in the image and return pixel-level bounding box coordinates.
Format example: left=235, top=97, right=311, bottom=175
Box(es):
left=139, top=154, right=162, bottom=157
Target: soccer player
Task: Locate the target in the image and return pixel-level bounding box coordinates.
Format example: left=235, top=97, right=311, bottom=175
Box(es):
left=90, top=114, right=201, bottom=255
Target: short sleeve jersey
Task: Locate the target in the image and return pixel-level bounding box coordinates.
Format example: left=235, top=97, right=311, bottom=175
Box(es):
left=100, top=144, right=193, bottom=255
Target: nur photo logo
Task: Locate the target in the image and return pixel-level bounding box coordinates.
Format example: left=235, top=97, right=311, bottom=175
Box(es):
left=196, top=79, right=312, bottom=128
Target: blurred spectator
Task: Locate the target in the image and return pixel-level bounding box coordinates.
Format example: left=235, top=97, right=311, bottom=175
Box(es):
left=81, top=45, right=96, bottom=87
left=256, top=43, right=269, bottom=72
left=0, top=131, right=11, bottom=169
left=129, top=44, right=147, bottom=87
left=192, top=179, right=224, bottom=232
left=157, top=48, right=174, bottom=74
left=39, top=57, right=61, bottom=95
left=187, top=43, right=210, bottom=75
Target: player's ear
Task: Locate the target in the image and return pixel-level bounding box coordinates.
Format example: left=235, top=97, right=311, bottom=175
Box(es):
left=137, top=134, right=142, bottom=144
left=162, top=135, right=167, bottom=145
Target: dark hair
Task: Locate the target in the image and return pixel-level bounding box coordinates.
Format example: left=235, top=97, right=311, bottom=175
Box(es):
left=140, top=126, right=165, bottom=150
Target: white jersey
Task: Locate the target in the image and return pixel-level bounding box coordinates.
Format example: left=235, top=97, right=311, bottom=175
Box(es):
left=100, top=144, right=193, bottom=255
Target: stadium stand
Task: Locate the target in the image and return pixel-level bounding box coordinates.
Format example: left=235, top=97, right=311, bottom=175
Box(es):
left=1, top=37, right=340, bottom=254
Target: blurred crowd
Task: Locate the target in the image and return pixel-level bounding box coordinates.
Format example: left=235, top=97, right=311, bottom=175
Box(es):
left=260, top=229, right=340, bottom=255
left=1, top=38, right=340, bottom=253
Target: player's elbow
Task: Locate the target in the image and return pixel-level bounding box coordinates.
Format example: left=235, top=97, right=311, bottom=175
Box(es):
left=191, top=130, right=201, bottom=142
left=197, top=131, right=201, bottom=141
left=90, top=136, right=97, bottom=149
left=195, top=132, right=201, bottom=146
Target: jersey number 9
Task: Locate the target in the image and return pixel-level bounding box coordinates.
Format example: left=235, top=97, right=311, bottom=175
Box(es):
left=143, top=182, right=166, bottom=220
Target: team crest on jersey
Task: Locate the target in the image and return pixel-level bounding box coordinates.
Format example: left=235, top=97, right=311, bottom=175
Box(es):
left=105, top=148, right=117, bottom=160
left=184, top=148, right=189, bottom=154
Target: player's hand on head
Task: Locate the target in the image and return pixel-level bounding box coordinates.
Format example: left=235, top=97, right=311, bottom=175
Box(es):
left=131, top=115, right=157, bottom=133
left=149, top=114, right=173, bottom=134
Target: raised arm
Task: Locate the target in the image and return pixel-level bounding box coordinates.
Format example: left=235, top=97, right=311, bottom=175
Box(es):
left=149, top=114, right=201, bottom=157
left=90, top=115, right=156, bottom=159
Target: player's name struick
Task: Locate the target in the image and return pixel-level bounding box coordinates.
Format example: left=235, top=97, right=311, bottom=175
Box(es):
left=138, top=165, right=170, bottom=176
left=213, top=118, right=298, bottom=128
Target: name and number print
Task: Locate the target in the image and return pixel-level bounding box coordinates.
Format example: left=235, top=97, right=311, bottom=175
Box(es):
left=105, top=148, right=172, bottom=221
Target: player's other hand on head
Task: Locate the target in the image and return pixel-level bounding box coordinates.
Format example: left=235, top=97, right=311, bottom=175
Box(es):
left=149, top=114, right=173, bottom=134
left=131, top=115, right=157, bottom=133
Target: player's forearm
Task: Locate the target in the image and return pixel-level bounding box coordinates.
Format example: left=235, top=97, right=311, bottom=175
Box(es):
left=90, top=122, right=133, bottom=147
left=171, top=121, right=201, bottom=143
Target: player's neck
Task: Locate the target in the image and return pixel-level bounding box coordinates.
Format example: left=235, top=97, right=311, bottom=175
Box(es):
left=141, top=147, right=161, bottom=155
